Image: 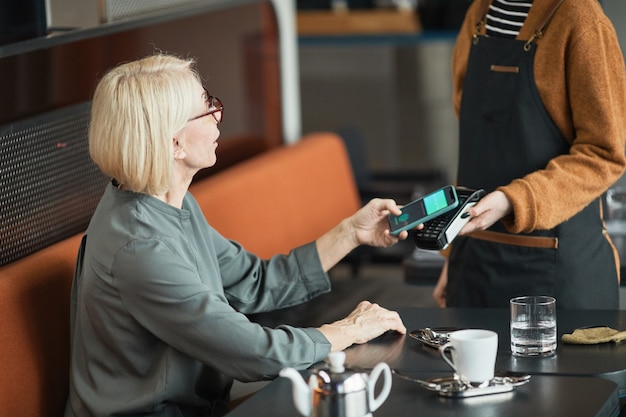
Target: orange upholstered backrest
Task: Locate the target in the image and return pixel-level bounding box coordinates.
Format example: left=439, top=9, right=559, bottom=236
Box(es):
left=0, top=233, right=83, bottom=417
left=190, top=132, right=361, bottom=258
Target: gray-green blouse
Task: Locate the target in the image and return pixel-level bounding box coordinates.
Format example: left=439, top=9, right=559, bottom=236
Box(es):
left=64, top=182, right=332, bottom=417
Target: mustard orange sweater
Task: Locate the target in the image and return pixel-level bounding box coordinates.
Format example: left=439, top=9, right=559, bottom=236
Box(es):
left=452, top=0, right=626, bottom=233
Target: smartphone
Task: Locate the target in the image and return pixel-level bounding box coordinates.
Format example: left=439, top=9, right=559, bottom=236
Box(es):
left=414, top=187, right=485, bottom=250
left=388, top=185, right=459, bottom=236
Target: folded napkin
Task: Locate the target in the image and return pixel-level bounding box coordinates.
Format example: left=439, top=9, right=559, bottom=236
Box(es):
left=561, top=326, right=626, bottom=345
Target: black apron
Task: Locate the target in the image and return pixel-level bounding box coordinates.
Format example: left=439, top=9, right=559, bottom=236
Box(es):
left=447, top=0, right=619, bottom=309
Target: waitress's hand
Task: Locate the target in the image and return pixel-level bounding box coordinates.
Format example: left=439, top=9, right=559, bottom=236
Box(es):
left=459, top=190, right=512, bottom=235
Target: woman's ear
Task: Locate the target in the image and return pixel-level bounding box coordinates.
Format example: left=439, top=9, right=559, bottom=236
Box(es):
left=172, top=137, right=186, bottom=160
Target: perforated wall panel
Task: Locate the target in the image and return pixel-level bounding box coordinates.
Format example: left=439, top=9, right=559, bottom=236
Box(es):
left=0, top=102, right=108, bottom=266
left=102, top=0, right=207, bottom=22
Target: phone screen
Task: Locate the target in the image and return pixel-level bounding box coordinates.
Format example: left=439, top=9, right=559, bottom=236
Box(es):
left=389, top=186, right=458, bottom=235
left=423, top=188, right=450, bottom=215
left=400, top=189, right=452, bottom=222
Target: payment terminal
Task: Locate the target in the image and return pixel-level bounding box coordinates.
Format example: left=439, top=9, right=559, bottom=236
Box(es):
left=413, top=187, right=485, bottom=250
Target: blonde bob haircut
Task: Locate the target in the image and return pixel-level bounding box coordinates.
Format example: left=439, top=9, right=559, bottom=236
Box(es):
left=89, top=53, right=202, bottom=195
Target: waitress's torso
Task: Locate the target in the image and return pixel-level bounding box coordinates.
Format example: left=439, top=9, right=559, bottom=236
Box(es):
left=448, top=0, right=618, bottom=309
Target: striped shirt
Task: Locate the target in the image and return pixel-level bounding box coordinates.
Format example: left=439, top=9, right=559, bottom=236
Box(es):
left=486, top=0, right=533, bottom=38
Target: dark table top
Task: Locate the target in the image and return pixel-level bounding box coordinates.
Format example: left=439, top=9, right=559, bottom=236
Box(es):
left=226, top=307, right=626, bottom=417
left=345, top=307, right=626, bottom=396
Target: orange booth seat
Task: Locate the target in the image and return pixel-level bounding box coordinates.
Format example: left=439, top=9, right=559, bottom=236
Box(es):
left=0, top=131, right=361, bottom=417
left=0, top=233, right=83, bottom=417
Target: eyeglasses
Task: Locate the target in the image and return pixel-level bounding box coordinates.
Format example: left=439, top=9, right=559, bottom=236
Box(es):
left=188, top=87, right=224, bottom=124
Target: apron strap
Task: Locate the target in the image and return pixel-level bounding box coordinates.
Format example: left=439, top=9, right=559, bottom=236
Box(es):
left=535, top=0, right=566, bottom=34
left=473, top=0, right=566, bottom=48
left=524, top=0, right=565, bottom=50
left=469, top=230, right=559, bottom=249
left=474, top=0, right=491, bottom=35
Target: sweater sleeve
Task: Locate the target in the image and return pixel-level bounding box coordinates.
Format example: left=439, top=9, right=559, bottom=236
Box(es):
left=215, top=237, right=332, bottom=314
left=500, top=18, right=626, bottom=233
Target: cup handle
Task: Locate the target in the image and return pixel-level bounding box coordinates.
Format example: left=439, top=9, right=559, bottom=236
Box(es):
left=439, top=342, right=457, bottom=373
left=368, top=362, right=392, bottom=412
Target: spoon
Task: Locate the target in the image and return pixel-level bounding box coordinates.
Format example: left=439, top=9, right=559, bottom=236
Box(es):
left=393, top=369, right=531, bottom=389
left=392, top=369, right=453, bottom=390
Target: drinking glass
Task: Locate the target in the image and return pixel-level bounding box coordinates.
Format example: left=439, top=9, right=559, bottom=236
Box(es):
left=510, top=296, right=557, bottom=356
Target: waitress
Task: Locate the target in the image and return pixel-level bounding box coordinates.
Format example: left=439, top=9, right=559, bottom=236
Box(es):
left=433, top=0, right=626, bottom=309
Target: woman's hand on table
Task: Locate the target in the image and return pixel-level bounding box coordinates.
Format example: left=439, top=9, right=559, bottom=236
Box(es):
left=318, top=301, right=407, bottom=352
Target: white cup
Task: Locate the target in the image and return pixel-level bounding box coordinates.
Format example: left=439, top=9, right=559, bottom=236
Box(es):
left=439, top=329, right=498, bottom=387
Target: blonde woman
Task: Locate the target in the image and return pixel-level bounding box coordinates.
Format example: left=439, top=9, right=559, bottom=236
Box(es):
left=64, top=53, right=408, bottom=417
